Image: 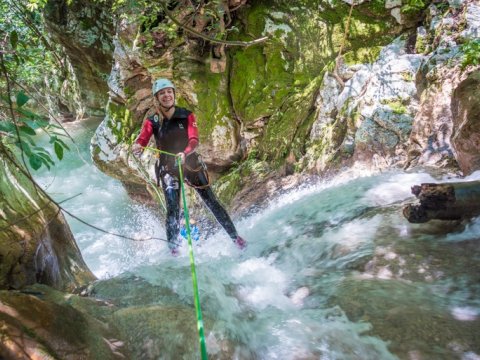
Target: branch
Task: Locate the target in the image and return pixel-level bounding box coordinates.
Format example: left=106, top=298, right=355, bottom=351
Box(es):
left=159, top=1, right=268, bottom=47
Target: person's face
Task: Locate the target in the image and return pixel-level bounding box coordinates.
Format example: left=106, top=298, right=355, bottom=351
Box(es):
left=156, top=87, right=175, bottom=108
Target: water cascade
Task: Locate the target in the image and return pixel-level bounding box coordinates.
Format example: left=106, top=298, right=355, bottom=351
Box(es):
left=33, top=120, right=480, bottom=359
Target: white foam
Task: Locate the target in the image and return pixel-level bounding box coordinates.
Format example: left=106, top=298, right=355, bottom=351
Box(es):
left=451, top=306, right=479, bottom=321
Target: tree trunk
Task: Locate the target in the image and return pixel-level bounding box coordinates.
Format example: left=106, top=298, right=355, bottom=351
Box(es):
left=403, top=181, right=480, bottom=223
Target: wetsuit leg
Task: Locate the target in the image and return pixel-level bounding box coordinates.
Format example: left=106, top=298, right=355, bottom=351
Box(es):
left=191, top=170, right=238, bottom=240
left=161, top=173, right=181, bottom=249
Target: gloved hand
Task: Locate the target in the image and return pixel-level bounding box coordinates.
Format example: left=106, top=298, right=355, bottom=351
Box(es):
left=132, top=143, right=144, bottom=157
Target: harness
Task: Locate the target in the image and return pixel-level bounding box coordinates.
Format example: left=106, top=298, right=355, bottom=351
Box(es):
left=147, top=109, right=210, bottom=189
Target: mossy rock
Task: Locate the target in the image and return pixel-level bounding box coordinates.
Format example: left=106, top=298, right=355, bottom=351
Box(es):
left=0, top=149, right=95, bottom=291
left=0, top=284, right=126, bottom=359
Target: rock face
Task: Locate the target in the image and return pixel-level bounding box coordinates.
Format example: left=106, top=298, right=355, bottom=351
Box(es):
left=0, top=284, right=128, bottom=359
left=44, top=0, right=114, bottom=117
left=0, top=147, right=95, bottom=291
left=44, top=0, right=480, bottom=211
left=305, top=38, right=424, bottom=172
left=89, top=0, right=407, bottom=209
left=302, top=0, right=480, bottom=177
left=451, top=70, right=480, bottom=175
left=402, top=1, right=480, bottom=173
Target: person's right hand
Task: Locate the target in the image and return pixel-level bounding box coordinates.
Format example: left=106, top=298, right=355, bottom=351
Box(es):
left=132, top=143, right=144, bottom=157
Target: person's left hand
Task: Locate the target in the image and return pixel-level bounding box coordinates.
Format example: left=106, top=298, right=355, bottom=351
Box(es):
left=176, top=152, right=186, bottom=165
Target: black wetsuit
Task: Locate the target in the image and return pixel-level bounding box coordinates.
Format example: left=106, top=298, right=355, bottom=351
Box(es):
left=136, top=107, right=238, bottom=249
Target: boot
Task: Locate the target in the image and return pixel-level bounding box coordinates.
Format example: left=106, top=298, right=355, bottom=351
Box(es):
left=233, top=236, right=247, bottom=250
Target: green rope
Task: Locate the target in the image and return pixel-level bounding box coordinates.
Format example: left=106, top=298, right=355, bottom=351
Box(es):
left=178, top=156, right=208, bottom=360
left=141, top=145, right=208, bottom=359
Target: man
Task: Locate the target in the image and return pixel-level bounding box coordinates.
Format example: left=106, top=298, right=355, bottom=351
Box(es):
left=132, top=78, right=247, bottom=256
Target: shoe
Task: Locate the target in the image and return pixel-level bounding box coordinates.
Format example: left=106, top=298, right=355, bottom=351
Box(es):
left=169, top=244, right=180, bottom=257
left=233, top=236, right=247, bottom=250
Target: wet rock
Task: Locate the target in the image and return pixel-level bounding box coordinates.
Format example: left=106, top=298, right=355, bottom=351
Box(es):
left=451, top=71, right=480, bottom=175
left=44, top=0, right=114, bottom=116
left=0, top=148, right=94, bottom=291
left=305, top=37, right=424, bottom=173
left=333, top=279, right=480, bottom=359
left=0, top=284, right=127, bottom=359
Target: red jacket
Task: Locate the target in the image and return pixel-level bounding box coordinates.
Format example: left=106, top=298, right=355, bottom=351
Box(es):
left=136, top=107, right=199, bottom=155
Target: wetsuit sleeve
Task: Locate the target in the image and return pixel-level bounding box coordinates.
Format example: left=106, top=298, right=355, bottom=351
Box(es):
left=136, top=119, right=153, bottom=147
left=183, top=113, right=199, bottom=155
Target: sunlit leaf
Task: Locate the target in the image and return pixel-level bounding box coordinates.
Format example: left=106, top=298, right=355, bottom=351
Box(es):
left=16, top=107, right=37, bottom=119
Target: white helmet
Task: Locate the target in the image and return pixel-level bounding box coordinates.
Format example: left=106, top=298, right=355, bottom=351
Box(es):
left=152, top=78, right=175, bottom=96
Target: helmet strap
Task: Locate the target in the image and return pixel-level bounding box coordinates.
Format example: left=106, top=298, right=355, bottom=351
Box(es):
left=160, top=104, right=175, bottom=112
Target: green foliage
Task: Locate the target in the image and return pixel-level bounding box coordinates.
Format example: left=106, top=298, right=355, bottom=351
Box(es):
left=0, top=0, right=74, bottom=170
left=25, top=0, right=47, bottom=11
left=1, top=92, right=69, bottom=170
left=401, top=0, right=426, bottom=13
left=1, top=1, right=55, bottom=86
left=460, top=39, right=480, bottom=69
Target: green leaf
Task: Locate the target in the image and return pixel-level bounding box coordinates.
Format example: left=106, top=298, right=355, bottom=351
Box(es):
left=36, top=152, right=55, bottom=167
left=55, top=137, right=70, bottom=150
left=29, top=154, right=43, bottom=170
left=33, top=146, right=50, bottom=155
left=0, top=121, right=16, bottom=133
left=16, top=91, right=29, bottom=107
left=10, top=31, right=18, bottom=50
left=22, top=135, right=36, bottom=146
left=19, top=125, right=36, bottom=136
left=22, top=118, right=49, bottom=130
left=49, top=135, right=58, bottom=144
left=15, top=140, right=33, bottom=156
left=16, top=107, right=37, bottom=119
left=54, top=141, right=64, bottom=160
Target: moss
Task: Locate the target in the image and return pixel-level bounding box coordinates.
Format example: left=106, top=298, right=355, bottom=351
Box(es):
left=189, top=70, right=232, bottom=142
left=229, top=46, right=276, bottom=124
left=382, top=99, right=408, bottom=115
left=344, top=46, right=383, bottom=65
left=259, top=75, right=323, bottom=164
left=401, top=71, right=415, bottom=81
left=214, top=159, right=270, bottom=206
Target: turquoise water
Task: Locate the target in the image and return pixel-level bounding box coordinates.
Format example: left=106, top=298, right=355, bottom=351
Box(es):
left=33, top=120, right=480, bottom=359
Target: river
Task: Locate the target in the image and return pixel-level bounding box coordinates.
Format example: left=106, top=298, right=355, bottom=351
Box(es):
left=33, top=119, right=480, bottom=359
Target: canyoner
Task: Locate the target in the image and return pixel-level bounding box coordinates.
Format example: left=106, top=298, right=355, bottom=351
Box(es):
left=132, top=78, right=247, bottom=256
